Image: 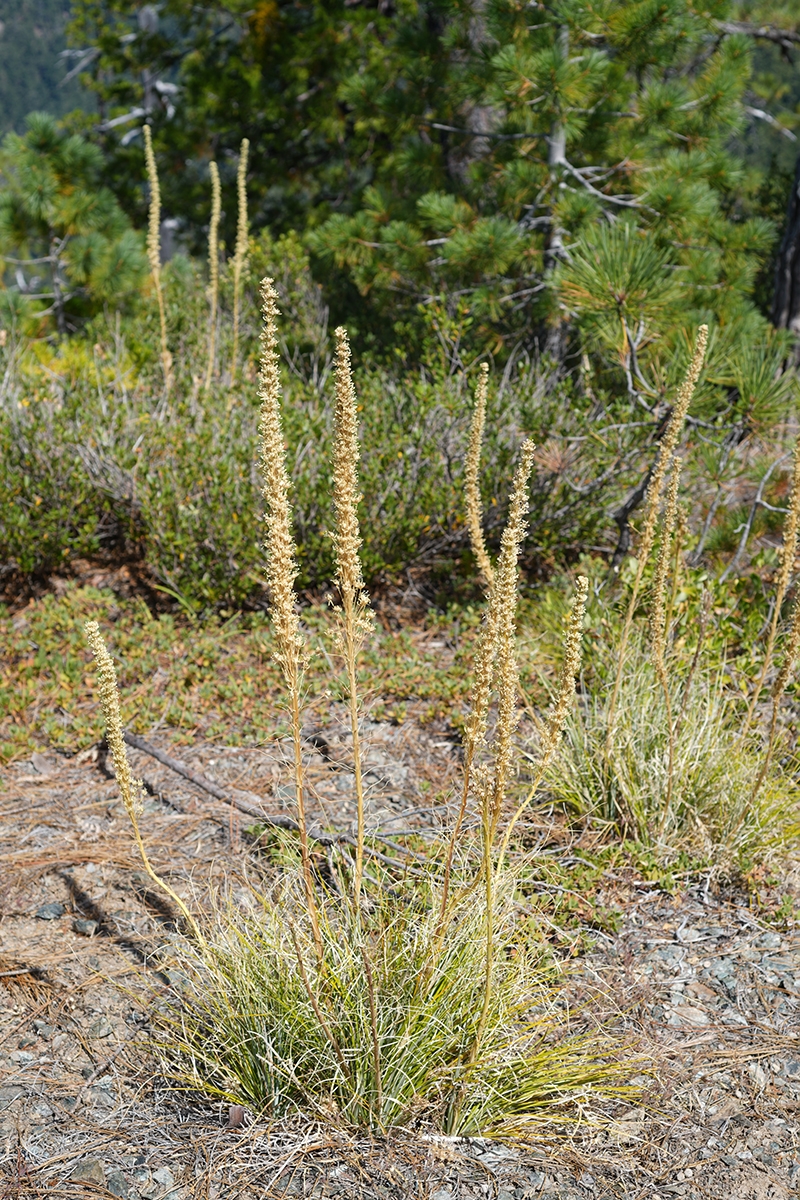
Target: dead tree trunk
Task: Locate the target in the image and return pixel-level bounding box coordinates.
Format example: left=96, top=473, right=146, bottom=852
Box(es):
left=772, top=152, right=800, bottom=347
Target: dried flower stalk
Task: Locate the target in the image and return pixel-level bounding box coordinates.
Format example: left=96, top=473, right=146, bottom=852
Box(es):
left=203, top=161, right=221, bottom=392
left=498, top=573, right=589, bottom=860
left=651, top=457, right=681, bottom=836
left=85, top=621, right=201, bottom=943
left=332, top=325, right=372, bottom=906
left=470, top=440, right=535, bottom=1065
left=605, top=324, right=708, bottom=752
left=231, top=138, right=250, bottom=382
left=143, top=125, right=172, bottom=392
left=487, top=439, right=536, bottom=839
left=751, top=595, right=800, bottom=805
left=465, top=363, right=494, bottom=589
left=257, top=277, right=321, bottom=956
left=743, top=436, right=800, bottom=734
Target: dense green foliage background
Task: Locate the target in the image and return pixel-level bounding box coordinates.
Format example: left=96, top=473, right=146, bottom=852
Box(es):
left=3, top=1, right=800, bottom=608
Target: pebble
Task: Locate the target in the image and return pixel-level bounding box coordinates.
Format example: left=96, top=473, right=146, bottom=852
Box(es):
left=73, top=917, right=99, bottom=936
left=106, top=1167, right=130, bottom=1197
left=36, top=902, right=64, bottom=920
left=87, top=1015, right=113, bottom=1039
left=70, top=1158, right=106, bottom=1185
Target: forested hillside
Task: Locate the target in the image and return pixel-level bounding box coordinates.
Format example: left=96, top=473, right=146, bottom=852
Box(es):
left=0, top=0, right=90, bottom=134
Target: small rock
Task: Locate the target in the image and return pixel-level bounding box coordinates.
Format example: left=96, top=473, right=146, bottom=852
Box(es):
left=9, top=1051, right=35, bottom=1065
left=106, top=1168, right=130, bottom=1198
left=608, top=1107, right=646, bottom=1144
left=32, top=1021, right=54, bottom=1037
left=87, top=1015, right=113, bottom=1039
left=31, top=751, right=60, bottom=775
left=0, top=1086, right=25, bottom=1109
left=72, top=918, right=98, bottom=936
left=757, top=931, right=782, bottom=949
left=667, top=1004, right=709, bottom=1027
left=36, top=902, right=64, bottom=920
left=70, top=1159, right=106, bottom=1185
left=748, top=1061, right=768, bottom=1090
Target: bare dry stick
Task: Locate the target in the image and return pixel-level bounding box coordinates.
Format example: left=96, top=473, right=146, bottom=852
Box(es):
left=605, top=325, right=708, bottom=755
left=332, top=326, right=372, bottom=907
left=203, top=161, right=221, bottom=392
left=143, top=125, right=172, bottom=393
left=257, top=277, right=322, bottom=958
left=231, top=138, right=250, bottom=382
left=742, top=437, right=800, bottom=735
left=84, top=621, right=202, bottom=944
left=465, top=363, right=495, bottom=589
left=651, top=458, right=681, bottom=838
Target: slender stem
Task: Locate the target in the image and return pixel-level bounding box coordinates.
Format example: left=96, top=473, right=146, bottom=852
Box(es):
left=360, top=943, right=382, bottom=1125
left=342, top=591, right=367, bottom=907
left=289, top=669, right=322, bottom=960
left=468, top=799, right=495, bottom=1069
left=290, top=926, right=351, bottom=1084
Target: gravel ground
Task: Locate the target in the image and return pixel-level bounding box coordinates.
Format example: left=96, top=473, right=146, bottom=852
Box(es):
left=0, top=730, right=798, bottom=1199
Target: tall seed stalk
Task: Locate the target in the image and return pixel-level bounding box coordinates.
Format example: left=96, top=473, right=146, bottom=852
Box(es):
left=203, top=161, right=221, bottom=392
left=465, top=362, right=494, bottom=589
left=742, top=437, right=800, bottom=736
left=497, top=574, right=588, bottom=862
left=331, top=326, right=372, bottom=906
left=231, top=138, right=250, bottom=383
left=470, top=441, right=535, bottom=1065
left=605, top=325, right=707, bottom=758
left=650, top=457, right=681, bottom=837
left=750, top=597, right=800, bottom=806
left=257, top=277, right=321, bottom=958
left=143, top=125, right=172, bottom=393
left=84, top=621, right=202, bottom=944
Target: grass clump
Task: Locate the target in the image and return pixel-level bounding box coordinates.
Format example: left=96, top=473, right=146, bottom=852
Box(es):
left=547, top=634, right=800, bottom=869
left=84, top=279, right=633, bottom=1135
left=532, top=324, right=800, bottom=872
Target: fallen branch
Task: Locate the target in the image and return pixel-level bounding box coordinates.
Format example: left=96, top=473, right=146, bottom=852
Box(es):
left=122, top=732, right=426, bottom=873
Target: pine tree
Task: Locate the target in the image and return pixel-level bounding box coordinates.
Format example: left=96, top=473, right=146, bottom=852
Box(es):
left=0, top=113, right=146, bottom=332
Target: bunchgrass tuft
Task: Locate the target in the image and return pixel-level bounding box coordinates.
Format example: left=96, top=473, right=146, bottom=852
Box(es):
left=151, top=857, right=632, bottom=1135
left=85, top=278, right=635, bottom=1136
left=545, top=630, right=800, bottom=869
